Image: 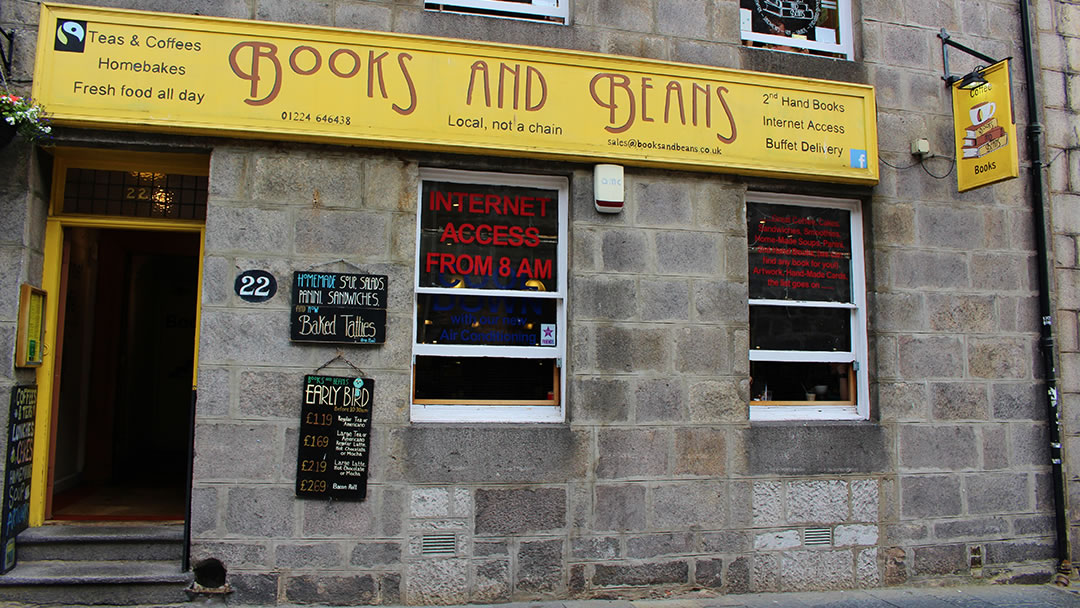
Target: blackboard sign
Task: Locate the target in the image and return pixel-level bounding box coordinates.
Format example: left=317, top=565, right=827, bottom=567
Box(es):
left=296, top=375, right=373, bottom=501
left=2, top=385, right=36, bottom=574
left=748, top=202, right=852, bottom=303
left=290, top=272, right=388, bottom=344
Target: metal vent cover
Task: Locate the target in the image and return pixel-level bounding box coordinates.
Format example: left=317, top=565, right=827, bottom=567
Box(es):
left=421, top=533, right=457, bottom=555
left=803, top=527, right=833, bottom=546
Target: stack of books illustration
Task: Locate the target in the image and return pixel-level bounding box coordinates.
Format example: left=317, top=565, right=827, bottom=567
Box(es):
left=962, top=102, right=1007, bottom=159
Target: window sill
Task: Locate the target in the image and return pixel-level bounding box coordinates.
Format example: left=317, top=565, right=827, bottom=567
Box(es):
left=749, top=404, right=864, bottom=422
left=411, top=404, right=564, bottom=423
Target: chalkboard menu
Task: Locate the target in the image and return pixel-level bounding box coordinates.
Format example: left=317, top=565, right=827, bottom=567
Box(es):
left=290, top=272, right=387, bottom=344
left=748, top=202, right=852, bottom=303
left=296, top=375, right=373, bottom=501
left=2, top=385, right=36, bottom=574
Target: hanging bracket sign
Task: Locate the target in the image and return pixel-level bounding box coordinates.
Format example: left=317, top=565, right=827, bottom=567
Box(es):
left=290, top=272, right=387, bottom=344
left=296, top=375, right=373, bottom=501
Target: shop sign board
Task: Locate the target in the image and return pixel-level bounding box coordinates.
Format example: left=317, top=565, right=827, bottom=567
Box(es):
left=951, top=60, right=1019, bottom=192
left=290, top=272, right=387, bottom=344
left=2, top=385, right=37, bottom=574
left=34, top=3, right=878, bottom=184
left=296, top=375, right=372, bottom=501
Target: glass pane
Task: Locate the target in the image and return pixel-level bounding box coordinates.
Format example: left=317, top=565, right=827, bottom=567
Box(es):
left=63, top=167, right=207, bottom=220
left=750, top=361, right=854, bottom=403
left=414, top=356, right=557, bottom=402
left=750, top=306, right=850, bottom=351
left=748, top=202, right=852, bottom=303
left=419, top=180, right=559, bottom=292
left=416, top=294, right=557, bottom=347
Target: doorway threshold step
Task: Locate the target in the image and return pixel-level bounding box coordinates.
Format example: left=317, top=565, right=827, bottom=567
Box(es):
left=16, top=524, right=184, bottom=561
left=0, top=560, right=191, bottom=605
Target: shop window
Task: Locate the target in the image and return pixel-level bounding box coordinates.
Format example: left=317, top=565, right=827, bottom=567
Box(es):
left=747, top=192, right=868, bottom=420
left=739, top=0, right=853, bottom=59
left=424, top=0, right=568, bottom=24
left=412, top=168, right=567, bottom=423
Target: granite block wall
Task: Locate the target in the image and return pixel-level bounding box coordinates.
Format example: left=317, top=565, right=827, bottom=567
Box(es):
left=1043, top=0, right=1080, bottom=564
left=0, top=141, right=48, bottom=483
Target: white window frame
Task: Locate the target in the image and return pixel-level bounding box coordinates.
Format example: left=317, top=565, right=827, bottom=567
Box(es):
left=739, top=0, right=854, bottom=60
left=424, top=0, right=569, bottom=24
left=747, top=192, right=868, bottom=421
left=411, top=168, right=568, bottom=423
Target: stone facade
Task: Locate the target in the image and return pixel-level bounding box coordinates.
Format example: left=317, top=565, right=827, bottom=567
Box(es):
left=1043, top=0, right=1080, bottom=564
left=0, top=0, right=1073, bottom=604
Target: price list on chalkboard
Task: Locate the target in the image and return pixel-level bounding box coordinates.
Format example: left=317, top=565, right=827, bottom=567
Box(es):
left=296, top=375, right=373, bottom=501
left=291, top=272, right=388, bottom=344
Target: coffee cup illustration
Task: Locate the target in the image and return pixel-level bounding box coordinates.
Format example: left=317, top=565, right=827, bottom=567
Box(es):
left=970, top=101, right=996, bottom=124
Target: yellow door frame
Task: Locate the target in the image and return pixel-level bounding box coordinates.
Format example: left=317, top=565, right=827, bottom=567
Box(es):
left=30, top=148, right=209, bottom=526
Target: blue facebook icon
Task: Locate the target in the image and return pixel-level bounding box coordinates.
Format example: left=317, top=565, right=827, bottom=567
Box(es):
left=850, top=149, right=868, bottom=169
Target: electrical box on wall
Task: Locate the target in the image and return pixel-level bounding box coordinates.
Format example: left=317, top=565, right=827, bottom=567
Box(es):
left=594, top=164, right=624, bottom=213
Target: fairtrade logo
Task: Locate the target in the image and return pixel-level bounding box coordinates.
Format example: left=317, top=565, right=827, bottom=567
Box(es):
left=55, top=20, right=87, bottom=52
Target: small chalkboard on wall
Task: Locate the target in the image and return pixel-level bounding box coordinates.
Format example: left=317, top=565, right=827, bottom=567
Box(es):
left=290, top=272, right=387, bottom=345
left=296, top=374, right=373, bottom=501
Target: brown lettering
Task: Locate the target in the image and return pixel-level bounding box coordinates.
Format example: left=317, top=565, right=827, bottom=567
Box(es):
left=589, top=72, right=635, bottom=134
left=289, top=45, right=321, bottom=75
left=229, top=41, right=282, bottom=106
left=329, top=49, right=361, bottom=78
left=393, top=52, right=417, bottom=115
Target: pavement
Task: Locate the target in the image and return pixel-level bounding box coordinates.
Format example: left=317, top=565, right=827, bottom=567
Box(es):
left=6, top=584, right=1080, bottom=608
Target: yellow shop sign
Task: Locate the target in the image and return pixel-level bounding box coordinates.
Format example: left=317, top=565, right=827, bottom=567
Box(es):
left=35, top=3, right=878, bottom=184
left=952, top=60, right=1019, bottom=192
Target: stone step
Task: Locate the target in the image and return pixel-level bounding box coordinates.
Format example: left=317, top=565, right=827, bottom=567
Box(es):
left=0, top=559, right=192, bottom=605
left=15, top=524, right=185, bottom=562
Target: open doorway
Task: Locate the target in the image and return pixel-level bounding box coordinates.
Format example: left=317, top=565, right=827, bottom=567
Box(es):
left=48, top=228, right=200, bottom=521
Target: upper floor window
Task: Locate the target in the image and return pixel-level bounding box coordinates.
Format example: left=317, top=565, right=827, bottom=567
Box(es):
left=740, top=0, right=853, bottom=59
left=425, top=0, right=568, bottom=24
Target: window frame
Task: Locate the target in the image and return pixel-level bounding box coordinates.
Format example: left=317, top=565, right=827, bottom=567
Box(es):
left=739, top=0, right=854, bottom=60
left=411, top=167, right=568, bottom=423
left=747, top=192, right=868, bottom=421
left=424, top=0, right=569, bottom=24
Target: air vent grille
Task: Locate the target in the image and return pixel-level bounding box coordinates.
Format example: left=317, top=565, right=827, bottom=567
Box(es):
left=421, top=533, right=457, bottom=555
left=803, top=527, right=833, bottom=546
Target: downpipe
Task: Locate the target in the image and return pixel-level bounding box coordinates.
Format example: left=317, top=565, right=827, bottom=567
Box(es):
left=1018, top=0, right=1071, bottom=585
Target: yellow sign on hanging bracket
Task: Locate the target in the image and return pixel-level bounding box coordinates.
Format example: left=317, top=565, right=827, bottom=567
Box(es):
left=951, top=60, right=1019, bottom=192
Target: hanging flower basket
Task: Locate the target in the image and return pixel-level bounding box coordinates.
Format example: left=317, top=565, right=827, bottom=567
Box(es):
left=0, top=92, right=51, bottom=146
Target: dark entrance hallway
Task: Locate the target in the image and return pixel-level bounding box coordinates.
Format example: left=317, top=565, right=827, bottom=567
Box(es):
left=48, top=228, right=199, bottom=521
